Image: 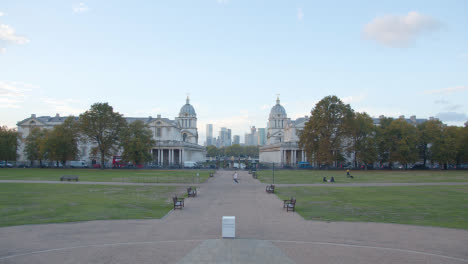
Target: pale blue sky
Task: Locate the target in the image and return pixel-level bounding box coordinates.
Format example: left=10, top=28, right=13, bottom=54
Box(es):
left=1, top=0, right=467, bottom=143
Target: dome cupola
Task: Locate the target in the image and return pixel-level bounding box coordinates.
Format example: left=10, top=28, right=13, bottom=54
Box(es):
left=269, top=96, right=287, bottom=119
left=179, top=96, right=196, bottom=117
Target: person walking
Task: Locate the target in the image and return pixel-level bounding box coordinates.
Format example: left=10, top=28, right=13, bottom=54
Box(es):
left=233, top=171, right=239, bottom=183
left=346, top=169, right=350, bottom=177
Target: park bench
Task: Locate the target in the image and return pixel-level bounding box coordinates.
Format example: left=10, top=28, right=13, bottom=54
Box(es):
left=60, top=175, right=79, bottom=181
left=283, top=197, right=296, bottom=212
left=173, top=196, right=184, bottom=209
left=266, top=184, right=275, bottom=193
left=187, top=187, right=197, bottom=197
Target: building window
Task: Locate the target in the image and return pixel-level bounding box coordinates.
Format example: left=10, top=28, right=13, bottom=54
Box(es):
left=183, top=133, right=187, bottom=142
left=157, top=128, right=161, bottom=137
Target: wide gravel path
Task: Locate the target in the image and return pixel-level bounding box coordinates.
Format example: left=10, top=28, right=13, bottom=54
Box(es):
left=1, top=171, right=467, bottom=263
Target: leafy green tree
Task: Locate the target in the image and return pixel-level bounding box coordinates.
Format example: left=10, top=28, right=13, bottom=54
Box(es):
left=375, top=116, right=394, bottom=166
left=299, top=95, right=353, bottom=166
left=457, top=122, right=468, bottom=164
left=206, top=145, right=218, bottom=157
left=0, top=126, right=19, bottom=163
left=347, top=112, right=377, bottom=168
left=24, top=127, right=47, bottom=166
left=43, top=117, right=80, bottom=167
left=245, top=145, right=259, bottom=158
left=387, top=118, right=418, bottom=168
left=79, top=103, right=126, bottom=168
left=416, top=120, right=443, bottom=166
left=120, top=120, right=155, bottom=165
left=431, top=125, right=459, bottom=169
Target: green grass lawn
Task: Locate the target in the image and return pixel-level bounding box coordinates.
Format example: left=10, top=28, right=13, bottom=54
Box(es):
left=0, top=183, right=186, bottom=227
left=0, top=168, right=212, bottom=183
left=257, top=169, right=468, bottom=184
left=276, top=185, right=468, bottom=229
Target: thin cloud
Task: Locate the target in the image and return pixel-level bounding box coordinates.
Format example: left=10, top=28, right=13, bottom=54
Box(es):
left=363, top=11, right=440, bottom=48
left=0, top=24, right=29, bottom=53
left=73, top=3, right=89, bottom=13
left=216, top=0, right=229, bottom=4
left=424, top=85, right=467, bottom=95
left=342, top=93, right=367, bottom=104
left=40, top=97, right=84, bottom=116
left=435, top=112, right=467, bottom=122
left=0, top=12, right=4, bottom=17
left=297, top=8, right=304, bottom=21
left=0, top=81, right=34, bottom=108
left=434, top=99, right=449, bottom=104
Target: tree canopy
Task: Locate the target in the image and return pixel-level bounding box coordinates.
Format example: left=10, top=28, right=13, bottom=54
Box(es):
left=120, top=120, right=155, bottom=165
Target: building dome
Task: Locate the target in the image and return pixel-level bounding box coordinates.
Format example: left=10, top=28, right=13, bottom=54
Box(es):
left=179, top=97, right=196, bottom=116
left=269, top=97, right=287, bottom=119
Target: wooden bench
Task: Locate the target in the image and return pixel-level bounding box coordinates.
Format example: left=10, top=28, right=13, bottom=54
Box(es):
left=266, top=184, right=275, bottom=193
left=187, top=187, right=197, bottom=197
left=283, top=197, right=296, bottom=212
left=173, top=196, right=184, bottom=209
left=60, top=175, right=79, bottom=181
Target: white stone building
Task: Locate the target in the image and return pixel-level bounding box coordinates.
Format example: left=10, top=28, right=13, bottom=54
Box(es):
left=259, top=97, right=308, bottom=167
left=16, top=97, right=206, bottom=166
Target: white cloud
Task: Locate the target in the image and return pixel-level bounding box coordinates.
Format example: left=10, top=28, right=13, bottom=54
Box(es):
left=363, top=11, right=440, bottom=48
left=0, top=24, right=29, bottom=45
left=424, top=85, right=467, bottom=95
left=216, top=0, right=229, bottom=4
left=39, top=97, right=85, bottom=116
left=0, top=12, right=4, bottom=17
left=0, top=81, right=35, bottom=108
left=297, top=8, right=304, bottom=21
left=73, top=3, right=89, bottom=13
left=342, top=93, right=367, bottom=104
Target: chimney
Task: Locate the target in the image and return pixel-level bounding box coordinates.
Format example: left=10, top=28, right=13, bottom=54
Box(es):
left=31, top=114, right=36, bottom=118
left=55, top=113, right=60, bottom=117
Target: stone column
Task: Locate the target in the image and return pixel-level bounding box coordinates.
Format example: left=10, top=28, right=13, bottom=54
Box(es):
left=161, top=149, right=164, bottom=166
left=292, top=150, right=296, bottom=166
left=170, top=149, right=174, bottom=165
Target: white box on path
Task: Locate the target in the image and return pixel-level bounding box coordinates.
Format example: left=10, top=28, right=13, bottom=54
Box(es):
left=222, top=216, right=235, bottom=238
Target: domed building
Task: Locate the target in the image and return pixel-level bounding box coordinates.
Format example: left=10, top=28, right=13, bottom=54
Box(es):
left=259, top=97, right=308, bottom=167
left=16, top=97, right=206, bottom=167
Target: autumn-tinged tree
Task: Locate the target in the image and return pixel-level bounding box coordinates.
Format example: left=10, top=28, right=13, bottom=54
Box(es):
left=387, top=118, right=418, bottom=168
left=206, top=145, right=218, bottom=157
left=43, top=117, right=80, bottom=167
left=79, top=103, right=126, bottom=168
left=416, top=120, right=443, bottom=166
left=0, top=126, right=19, bottom=163
left=347, top=112, right=377, bottom=168
left=299, top=95, right=353, bottom=166
left=375, top=116, right=394, bottom=166
left=24, top=127, right=47, bottom=166
left=431, top=125, right=459, bottom=169
left=120, top=120, right=155, bottom=165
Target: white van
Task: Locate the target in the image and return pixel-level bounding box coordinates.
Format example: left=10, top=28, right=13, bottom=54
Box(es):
left=184, top=161, right=197, bottom=168
left=70, top=161, right=88, bottom=168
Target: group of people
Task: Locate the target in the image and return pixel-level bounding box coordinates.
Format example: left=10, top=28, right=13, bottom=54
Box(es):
left=322, top=169, right=354, bottom=183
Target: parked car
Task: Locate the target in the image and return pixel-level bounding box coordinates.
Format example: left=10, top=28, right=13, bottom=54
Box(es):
left=70, top=161, right=88, bottom=168
left=0, top=161, right=14, bottom=168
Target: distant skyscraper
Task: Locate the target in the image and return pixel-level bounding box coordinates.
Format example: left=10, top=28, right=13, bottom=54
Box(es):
left=219, top=127, right=232, bottom=147
left=257, top=128, right=266, bottom=145
left=206, top=124, right=213, bottom=146
left=233, top=135, right=240, bottom=145
left=244, top=126, right=258, bottom=146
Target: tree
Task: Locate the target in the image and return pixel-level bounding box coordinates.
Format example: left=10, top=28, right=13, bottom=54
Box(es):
left=375, top=116, right=394, bottom=166
left=120, top=120, right=155, bottom=165
left=387, top=118, right=418, bottom=168
left=416, top=120, right=443, bottom=166
left=347, top=112, right=377, bottom=169
left=206, top=145, right=218, bottom=157
left=0, top=126, right=19, bottom=163
left=431, top=125, right=459, bottom=169
left=299, top=95, right=353, bottom=166
left=79, top=103, right=126, bottom=168
left=24, top=127, right=47, bottom=166
left=43, top=117, right=80, bottom=167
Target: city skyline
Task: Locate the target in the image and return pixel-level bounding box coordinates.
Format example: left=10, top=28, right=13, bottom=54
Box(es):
left=1, top=1, right=467, bottom=144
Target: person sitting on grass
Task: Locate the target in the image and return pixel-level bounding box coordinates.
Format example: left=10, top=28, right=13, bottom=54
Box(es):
left=323, top=176, right=327, bottom=182
left=330, top=176, right=335, bottom=183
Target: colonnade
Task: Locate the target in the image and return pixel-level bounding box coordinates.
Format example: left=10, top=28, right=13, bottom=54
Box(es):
left=154, top=148, right=184, bottom=166
left=280, top=149, right=306, bottom=167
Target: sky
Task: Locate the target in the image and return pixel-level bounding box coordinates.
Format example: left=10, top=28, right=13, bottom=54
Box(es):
left=1, top=0, right=467, bottom=144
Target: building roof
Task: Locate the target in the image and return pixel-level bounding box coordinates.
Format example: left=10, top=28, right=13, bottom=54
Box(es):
left=179, top=97, right=196, bottom=116
left=269, top=97, right=287, bottom=119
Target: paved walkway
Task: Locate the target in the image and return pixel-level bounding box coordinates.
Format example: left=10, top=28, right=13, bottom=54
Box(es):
left=1, top=171, right=467, bottom=263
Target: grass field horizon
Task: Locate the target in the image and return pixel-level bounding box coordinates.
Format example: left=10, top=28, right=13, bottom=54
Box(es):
left=0, top=168, right=213, bottom=183
left=276, top=185, right=468, bottom=229
left=256, top=169, right=468, bottom=184
left=0, top=183, right=186, bottom=227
